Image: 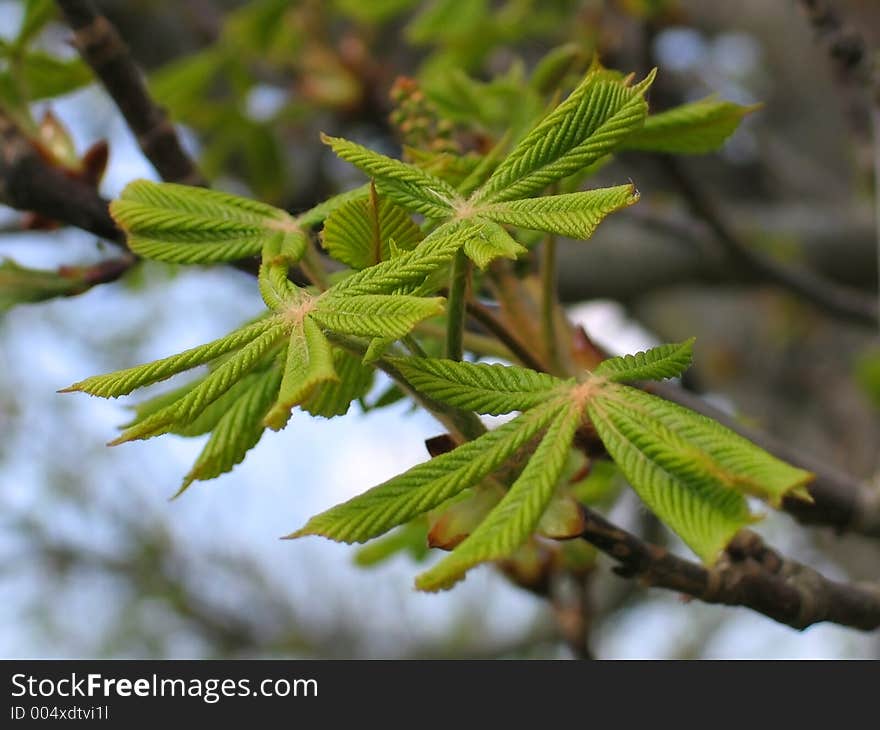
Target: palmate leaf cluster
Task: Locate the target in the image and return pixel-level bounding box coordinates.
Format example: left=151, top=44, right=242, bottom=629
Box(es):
left=60, top=61, right=809, bottom=590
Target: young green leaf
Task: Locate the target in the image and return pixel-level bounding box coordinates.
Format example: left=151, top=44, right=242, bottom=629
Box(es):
left=289, top=401, right=560, bottom=543
left=302, top=348, right=374, bottom=418
left=0, top=259, right=95, bottom=312
left=391, top=357, right=568, bottom=415
left=328, top=222, right=469, bottom=296
left=62, top=317, right=279, bottom=398
left=321, top=187, right=422, bottom=269
left=295, top=183, right=371, bottom=229
left=264, top=318, right=338, bottom=430
left=416, top=403, right=581, bottom=591
left=473, top=67, right=655, bottom=203
left=258, top=231, right=308, bottom=310
left=111, top=323, right=286, bottom=442
left=177, top=366, right=283, bottom=494
left=321, top=133, right=460, bottom=219
left=586, top=385, right=813, bottom=563
left=622, top=97, right=759, bottom=155
left=110, top=179, right=300, bottom=264
left=478, top=184, right=639, bottom=239
left=594, top=338, right=695, bottom=383
left=313, top=294, right=445, bottom=340
left=460, top=219, right=527, bottom=268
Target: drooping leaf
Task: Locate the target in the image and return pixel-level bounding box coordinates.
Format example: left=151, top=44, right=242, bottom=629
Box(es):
left=0, top=259, right=96, bottom=312
left=110, top=179, right=300, bottom=264
left=18, top=51, right=92, bottom=100
left=264, top=317, right=338, bottom=430
left=178, top=366, right=283, bottom=494
left=478, top=184, right=639, bottom=239
left=314, top=294, right=445, bottom=340
left=289, top=401, right=560, bottom=543
left=474, top=67, right=655, bottom=203
left=460, top=219, right=526, bottom=268
left=594, top=338, right=695, bottom=383
left=16, top=0, right=56, bottom=48
left=353, top=520, right=430, bottom=567
left=391, top=357, right=567, bottom=415
left=111, top=323, right=286, bottom=442
left=302, top=348, right=374, bottom=418
left=586, top=384, right=813, bottom=563
left=622, top=97, right=758, bottom=155
left=416, top=403, right=581, bottom=591
left=321, top=133, right=460, bottom=218
left=62, top=317, right=279, bottom=398
left=321, top=188, right=422, bottom=269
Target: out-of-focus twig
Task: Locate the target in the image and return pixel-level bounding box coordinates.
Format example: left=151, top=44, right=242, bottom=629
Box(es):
left=56, top=0, right=205, bottom=186
left=661, top=155, right=878, bottom=327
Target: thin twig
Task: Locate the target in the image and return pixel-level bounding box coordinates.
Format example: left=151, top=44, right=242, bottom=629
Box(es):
left=56, top=0, right=205, bottom=186
left=661, top=155, right=878, bottom=327
left=578, top=505, right=880, bottom=631
left=465, top=299, right=547, bottom=372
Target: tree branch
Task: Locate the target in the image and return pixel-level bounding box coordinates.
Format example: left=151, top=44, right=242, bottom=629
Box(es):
left=661, top=155, right=878, bottom=327
left=0, top=111, right=123, bottom=244
left=578, top=505, right=880, bottom=631
left=56, top=0, right=205, bottom=186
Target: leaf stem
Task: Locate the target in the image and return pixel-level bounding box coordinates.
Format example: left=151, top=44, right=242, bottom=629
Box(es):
left=445, top=249, right=469, bottom=360
left=300, top=240, right=331, bottom=291
left=465, top=300, right=547, bottom=372
left=540, top=231, right=561, bottom=373
left=403, top=334, right=429, bottom=358
left=326, top=332, right=486, bottom=442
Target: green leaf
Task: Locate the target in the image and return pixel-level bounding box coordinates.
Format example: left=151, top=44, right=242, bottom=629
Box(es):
left=321, top=133, right=460, bottom=218
left=110, top=180, right=299, bottom=264
left=416, top=403, right=581, bottom=591
left=461, top=219, right=526, bottom=268
left=289, top=401, right=560, bottom=543
left=63, top=317, right=279, bottom=398
left=258, top=232, right=308, bottom=310
left=353, top=520, right=430, bottom=567
left=302, top=348, right=374, bottom=418
left=16, top=0, right=56, bottom=48
left=392, top=357, right=568, bottom=415
left=19, top=52, right=92, bottom=100
left=329, top=222, right=472, bottom=296
left=314, top=294, right=444, bottom=340
left=335, top=0, right=418, bottom=26
left=296, top=184, right=370, bottom=229
left=594, top=338, right=695, bottom=383
left=111, top=322, right=286, bottom=442
left=587, top=385, right=813, bottom=562
left=622, top=97, right=759, bottom=155
left=474, top=67, right=655, bottom=203
left=178, top=366, right=283, bottom=494
left=150, top=48, right=226, bottom=117
left=478, top=184, right=639, bottom=239
left=264, top=317, right=338, bottom=430
left=321, top=187, right=422, bottom=269
left=0, top=259, right=94, bottom=312
left=124, top=380, right=205, bottom=430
